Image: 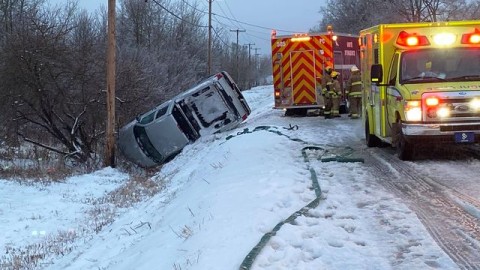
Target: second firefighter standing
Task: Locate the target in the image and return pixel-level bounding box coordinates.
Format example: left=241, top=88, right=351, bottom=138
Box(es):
left=323, top=70, right=341, bottom=118
left=346, top=66, right=362, bottom=119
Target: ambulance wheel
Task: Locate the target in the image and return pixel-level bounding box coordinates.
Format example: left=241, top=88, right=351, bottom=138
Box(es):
left=365, top=117, right=381, bottom=147
left=396, top=133, right=414, bottom=161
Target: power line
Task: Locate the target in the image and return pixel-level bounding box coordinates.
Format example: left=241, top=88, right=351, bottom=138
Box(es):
left=210, top=13, right=269, bottom=46
left=212, top=27, right=232, bottom=48
left=215, top=0, right=243, bottom=32
left=150, top=0, right=208, bottom=28
left=179, top=0, right=208, bottom=14
left=223, top=1, right=258, bottom=44
left=213, top=12, right=299, bottom=33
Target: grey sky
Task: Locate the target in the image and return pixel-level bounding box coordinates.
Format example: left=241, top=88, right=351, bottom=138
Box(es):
left=47, top=0, right=327, bottom=55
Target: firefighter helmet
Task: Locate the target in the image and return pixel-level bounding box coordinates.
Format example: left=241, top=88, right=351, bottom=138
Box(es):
left=331, top=71, right=339, bottom=78
left=351, top=65, right=359, bottom=72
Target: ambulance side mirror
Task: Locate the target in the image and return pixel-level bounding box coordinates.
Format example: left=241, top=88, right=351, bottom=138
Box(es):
left=370, top=64, right=383, bottom=83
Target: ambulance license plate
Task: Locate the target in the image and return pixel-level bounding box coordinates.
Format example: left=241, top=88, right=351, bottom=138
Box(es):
left=454, top=132, right=474, bottom=143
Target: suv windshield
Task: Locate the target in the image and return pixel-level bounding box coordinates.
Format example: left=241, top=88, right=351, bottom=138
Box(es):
left=400, top=48, right=480, bottom=84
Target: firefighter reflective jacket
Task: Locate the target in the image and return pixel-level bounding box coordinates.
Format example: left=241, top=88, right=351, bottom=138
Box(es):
left=346, top=72, right=362, bottom=97
left=330, top=79, right=341, bottom=97
left=324, top=79, right=340, bottom=98
left=322, top=76, right=333, bottom=95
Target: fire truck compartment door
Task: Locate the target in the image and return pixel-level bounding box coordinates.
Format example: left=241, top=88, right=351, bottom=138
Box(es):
left=290, top=50, right=317, bottom=105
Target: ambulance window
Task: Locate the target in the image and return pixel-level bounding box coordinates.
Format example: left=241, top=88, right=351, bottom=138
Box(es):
left=388, top=54, right=399, bottom=85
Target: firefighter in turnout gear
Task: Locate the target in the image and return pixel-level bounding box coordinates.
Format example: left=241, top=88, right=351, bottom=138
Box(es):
left=321, top=66, right=333, bottom=90
left=322, top=66, right=334, bottom=118
left=330, top=71, right=341, bottom=117
left=323, top=70, right=341, bottom=118
left=346, top=65, right=362, bottom=119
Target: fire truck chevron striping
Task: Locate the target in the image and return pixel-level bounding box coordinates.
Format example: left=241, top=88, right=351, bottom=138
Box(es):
left=271, top=32, right=334, bottom=116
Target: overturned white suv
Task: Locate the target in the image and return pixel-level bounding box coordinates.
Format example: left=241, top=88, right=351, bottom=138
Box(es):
left=118, top=71, right=251, bottom=167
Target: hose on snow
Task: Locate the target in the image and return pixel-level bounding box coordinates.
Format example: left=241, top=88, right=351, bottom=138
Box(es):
left=230, top=125, right=363, bottom=269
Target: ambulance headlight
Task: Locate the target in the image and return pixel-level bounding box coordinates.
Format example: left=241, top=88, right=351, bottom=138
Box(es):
left=404, top=100, right=422, bottom=121
left=470, top=98, right=480, bottom=111
left=437, top=107, right=450, bottom=118
left=406, top=108, right=422, bottom=121
left=433, top=33, right=456, bottom=46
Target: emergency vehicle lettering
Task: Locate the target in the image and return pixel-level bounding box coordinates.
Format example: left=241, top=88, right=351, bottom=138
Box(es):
left=344, top=50, right=356, bottom=56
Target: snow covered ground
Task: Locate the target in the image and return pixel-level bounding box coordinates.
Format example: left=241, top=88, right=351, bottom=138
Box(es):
left=0, top=85, right=461, bottom=269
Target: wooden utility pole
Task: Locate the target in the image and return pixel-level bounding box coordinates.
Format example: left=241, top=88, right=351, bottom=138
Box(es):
left=253, top=47, right=261, bottom=86
left=105, top=0, right=116, bottom=168
left=230, top=29, right=246, bottom=82
left=207, top=0, right=212, bottom=75
left=253, top=47, right=261, bottom=67
left=244, top=43, right=255, bottom=88
left=245, top=43, right=255, bottom=64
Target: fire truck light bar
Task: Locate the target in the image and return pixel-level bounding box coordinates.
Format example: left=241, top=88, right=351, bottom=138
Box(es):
left=291, top=36, right=311, bottom=42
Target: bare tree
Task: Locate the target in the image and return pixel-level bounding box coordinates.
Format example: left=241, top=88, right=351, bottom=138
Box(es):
left=0, top=0, right=260, bottom=167
left=313, top=0, right=394, bottom=35
left=313, top=0, right=478, bottom=34
left=470, top=0, right=480, bottom=18
left=1, top=2, right=106, bottom=163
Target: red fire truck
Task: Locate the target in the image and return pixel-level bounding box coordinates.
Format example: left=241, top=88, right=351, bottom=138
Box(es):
left=332, top=33, right=361, bottom=113
left=271, top=30, right=360, bottom=116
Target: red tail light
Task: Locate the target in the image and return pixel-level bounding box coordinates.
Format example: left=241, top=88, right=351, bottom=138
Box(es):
left=242, top=114, right=248, bottom=121
left=215, top=73, right=224, bottom=80
left=396, top=31, right=430, bottom=47
left=274, top=89, right=281, bottom=98
left=461, top=28, right=480, bottom=44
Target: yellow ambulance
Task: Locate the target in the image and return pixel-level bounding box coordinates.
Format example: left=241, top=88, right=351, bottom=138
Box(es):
left=360, top=20, right=480, bottom=160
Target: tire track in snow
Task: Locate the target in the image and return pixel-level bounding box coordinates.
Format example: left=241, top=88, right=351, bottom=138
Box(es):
left=364, top=148, right=480, bottom=270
